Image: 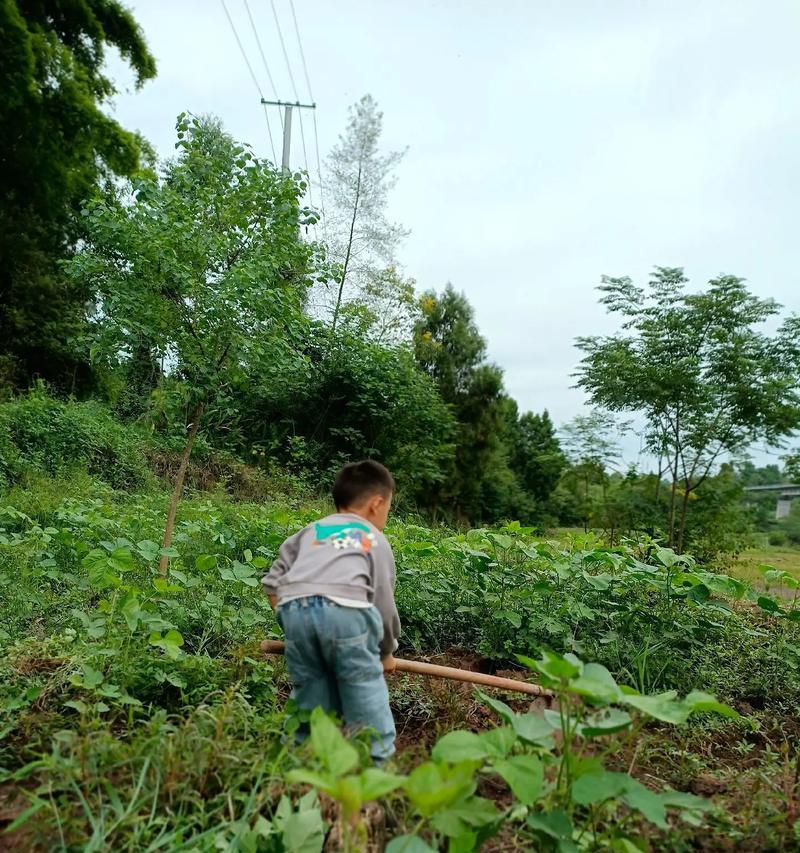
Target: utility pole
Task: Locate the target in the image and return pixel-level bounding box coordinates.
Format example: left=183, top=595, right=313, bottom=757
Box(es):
left=260, top=98, right=315, bottom=170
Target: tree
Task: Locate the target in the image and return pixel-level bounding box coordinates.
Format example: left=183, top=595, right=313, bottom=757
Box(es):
left=414, top=285, right=487, bottom=401
left=783, top=452, right=800, bottom=484
left=272, top=320, right=455, bottom=503
left=576, top=268, right=800, bottom=551
left=67, top=114, right=319, bottom=571
left=324, top=95, right=408, bottom=333
left=560, top=411, right=625, bottom=530
left=356, top=265, right=418, bottom=344
left=511, top=410, right=567, bottom=506
left=413, top=285, right=519, bottom=521
left=0, top=0, right=156, bottom=389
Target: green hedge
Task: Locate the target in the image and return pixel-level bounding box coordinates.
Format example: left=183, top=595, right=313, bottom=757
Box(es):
left=0, top=391, right=149, bottom=490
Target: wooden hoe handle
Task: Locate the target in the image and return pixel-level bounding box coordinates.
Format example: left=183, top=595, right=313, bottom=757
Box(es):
left=260, top=639, right=552, bottom=698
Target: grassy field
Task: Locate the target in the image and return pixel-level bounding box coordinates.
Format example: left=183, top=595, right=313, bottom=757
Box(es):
left=730, top=545, right=800, bottom=588
left=0, top=480, right=798, bottom=851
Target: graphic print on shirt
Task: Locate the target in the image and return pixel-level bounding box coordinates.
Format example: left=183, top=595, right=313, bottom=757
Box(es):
left=313, top=521, right=376, bottom=553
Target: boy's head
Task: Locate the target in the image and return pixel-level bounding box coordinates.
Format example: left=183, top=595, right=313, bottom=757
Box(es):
left=332, top=460, right=395, bottom=530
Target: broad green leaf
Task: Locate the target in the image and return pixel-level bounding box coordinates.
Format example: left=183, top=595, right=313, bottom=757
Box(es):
left=613, top=839, right=647, bottom=853
left=568, top=663, right=622, bottom=703
left=309, top=707, right=359, bottom=777
left=286, top=768, right=334, bottom=795
left=70, top=664, right=103, bottom=689
left=521, top=651, right=582, bottom=684
left=430, top=796, right=500, bottom=836
left=571, top=772, right=667, bottom=828
left=149, top=630, right=185, bottom=660
left=757, top=595, right=781, bottom=614
left=195, top=554, right=217, bottom=572
left=159, top=546, right=180, bottom=558
left=404, top=762, right=477, bottom=816
left=660, top=790, right=712, bottom=811
left=494, top=609, right=522, bottom=628
left=120, top=594, right=140, bottom=632
left=109, top=547, right=135, bottom=572
left=136, top=540, right=160, bottom=561
left=478, top=726, right=516, bottom=759
left=474, top=689, right=515, bottom=725
left=622, top=783, right=667, bottom=828
left=490, top=755, right=543, bottom=804
left=386, top=837, right=437, bottom=853
left=488, top=533, right=514, bottom=550
left=571, top=771, right=630, bottom=805
left=621, top=691, right=689, bottom=724
left=580, top=708, right=632, bottom=737
left=511, top=712, right=554, bottom=744
left=280, top=807, right=325, bottom=853
left=686, top=584, right=710, bottom=603
left=447, top=833, right=479, bottom=853
left=527, top=809, right=573, bottom=840
left=684, top=690, right=739, bottom=719
left=329, top=776, right=362, bottom=815
left=357, top=767, right=406, bottom=800
left=432, top=730, right=490, bottom=763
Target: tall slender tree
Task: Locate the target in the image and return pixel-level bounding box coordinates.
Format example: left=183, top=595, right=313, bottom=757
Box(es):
left=324, top=95, right=408, bottom=333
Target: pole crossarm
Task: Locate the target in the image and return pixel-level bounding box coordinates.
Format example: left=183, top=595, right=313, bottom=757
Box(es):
left=260, top=98, right=316, bottom=109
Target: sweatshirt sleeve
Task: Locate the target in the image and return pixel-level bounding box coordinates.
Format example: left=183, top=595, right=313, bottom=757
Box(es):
left=262, top=527, right=306, bottom=595
left=372, top=538, right=401, bottom=658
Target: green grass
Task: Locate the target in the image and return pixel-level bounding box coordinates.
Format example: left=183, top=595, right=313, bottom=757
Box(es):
left=730, top=544, right=800, bottom=586
left=1, top=477, right=799, bottom=850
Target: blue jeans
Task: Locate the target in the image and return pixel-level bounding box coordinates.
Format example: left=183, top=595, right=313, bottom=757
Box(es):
left=276, top=596, right=396, bottom=760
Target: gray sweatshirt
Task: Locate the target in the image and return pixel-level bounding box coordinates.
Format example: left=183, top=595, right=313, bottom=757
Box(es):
left=261, top=512, right=401, bottom=657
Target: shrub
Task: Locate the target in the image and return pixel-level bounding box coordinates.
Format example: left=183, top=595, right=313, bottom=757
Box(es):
left=0, top=388, right=150, bottom=490
left=768, top=530, right=788, bottom=547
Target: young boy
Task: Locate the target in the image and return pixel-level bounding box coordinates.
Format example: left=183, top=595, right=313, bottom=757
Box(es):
left=262, top=460, right=400, bottom=761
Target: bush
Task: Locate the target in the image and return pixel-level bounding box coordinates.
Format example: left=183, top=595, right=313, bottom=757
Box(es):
left=0, top=388, right=150, bottom=490
left=768, top=530, right=788, bottom=547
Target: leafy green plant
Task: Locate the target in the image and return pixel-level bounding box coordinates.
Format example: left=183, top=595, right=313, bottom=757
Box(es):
left=0, top=478, right=797, bottom=850
left=285, top=650, right=735, bottom=851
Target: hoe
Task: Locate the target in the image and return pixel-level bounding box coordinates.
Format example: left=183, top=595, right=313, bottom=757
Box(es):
left=261, top=639, right=554, bottom=698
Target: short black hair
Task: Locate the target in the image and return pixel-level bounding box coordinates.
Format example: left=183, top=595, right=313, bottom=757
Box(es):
left=332, top=460, right=395, bottom=509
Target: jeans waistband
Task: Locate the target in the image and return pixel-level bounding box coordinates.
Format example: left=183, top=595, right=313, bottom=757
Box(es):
left=280, top=595, right=333, bottom=610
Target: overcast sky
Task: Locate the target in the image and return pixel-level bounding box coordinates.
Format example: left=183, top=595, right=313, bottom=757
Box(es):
left=108, top=0, right=800, bottom=466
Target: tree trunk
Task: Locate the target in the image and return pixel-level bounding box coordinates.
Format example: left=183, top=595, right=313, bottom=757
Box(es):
left=583, top=472, right=590, bottom=532
left=331, top=162, right=363, bottom=334
left=676, top=481, right=692, bottom=555
left=667, top=451, right=679, bottom=549
left=159, top=401, right=205, bottom=575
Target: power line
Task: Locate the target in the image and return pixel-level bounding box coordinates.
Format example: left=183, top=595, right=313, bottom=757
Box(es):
left=220, top=0, right=277, bottom=163
left=270, top=0, right=314, bottom=215
left=243, top=0, right=282, bottom=128
left=289, top=0, right=314, bottom=99
left=270, top=0, right=300, bottom=100
left=260, top=103, right=278, bottom=164
left=288, top=0, right=326, bottom=238
left=310, top=111, right=327, bottom=240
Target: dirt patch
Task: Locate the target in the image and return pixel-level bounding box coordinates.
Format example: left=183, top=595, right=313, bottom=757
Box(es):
left=0, top=785, right=44, bottom=853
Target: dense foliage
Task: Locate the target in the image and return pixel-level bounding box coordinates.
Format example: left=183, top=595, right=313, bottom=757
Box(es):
left=1, top=471, right=797, bottom=850
left=0, top=0, right=155, bottom=390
